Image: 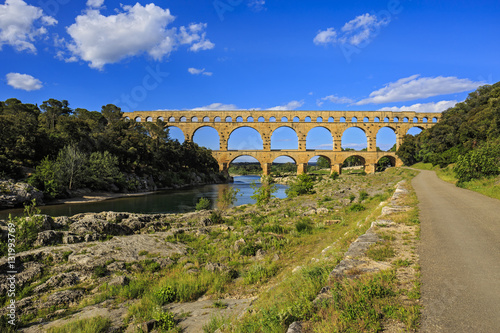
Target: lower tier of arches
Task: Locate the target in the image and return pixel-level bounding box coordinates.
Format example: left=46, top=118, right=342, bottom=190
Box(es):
left=213, top=150, right=403, bottom=175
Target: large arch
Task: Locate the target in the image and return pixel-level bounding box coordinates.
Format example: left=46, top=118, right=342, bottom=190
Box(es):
left=192, top=126, right=220, bottom=150
left=271, top=126, right=299, bottom=150
left=228, top=127, right=263, bottom=150
left=307, top=154, right=331, bottom=174
left=407, top=126, right=424, bottom=136
left=376, top=127, right=397, bottom=151
left=272, top=155, right=297, bottom=175
left=376, top=155, right=396, bottom=172
left=166, top=126, right=185, bottom=143
left=341, top=126, right=367, bottom=151
left=306, top=127, right=332, bottom=150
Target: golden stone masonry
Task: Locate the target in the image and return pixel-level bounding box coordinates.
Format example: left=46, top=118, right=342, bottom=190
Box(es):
left=125, top=111, right=440, bottom=175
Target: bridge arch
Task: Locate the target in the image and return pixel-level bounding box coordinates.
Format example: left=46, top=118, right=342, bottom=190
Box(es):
left=376, top=155, right=396, bottom=172
left=166, top=126, right=185, bottom=143
left=306, top=126, right=332, bottom=150
left=271, top=126, right=299, bottom=150
left=342, top=126, right=368, bottom=151
left=192, top=126, right=220, bottom=150
left=376, top=126, right=397, bottom=151
left=229, top=154, right=262, bottom=165
left=228, top=126, right=263, bottom=150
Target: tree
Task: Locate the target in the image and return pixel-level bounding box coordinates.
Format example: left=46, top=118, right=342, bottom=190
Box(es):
left=55, top=145, right=87, bottom=190
left=251, top=175, right=277, bottom=206
left=316, top=156, right=330, bottom=168
left=218, top=187, right=240, bottom=211
left=39, top=99, right=71, bottom=130
left=396, top=134, right=420, bottom=165
left=285, top=174, right=315, bottom=197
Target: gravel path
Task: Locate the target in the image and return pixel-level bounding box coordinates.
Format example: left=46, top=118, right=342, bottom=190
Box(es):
left=412, top=170, right=500, bottom=332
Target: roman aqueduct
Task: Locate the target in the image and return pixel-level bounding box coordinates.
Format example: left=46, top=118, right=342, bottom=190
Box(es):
left=125, top=111, right=440, bottom=174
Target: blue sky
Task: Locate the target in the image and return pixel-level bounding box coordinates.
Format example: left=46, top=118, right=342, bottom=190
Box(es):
left=1, top=0, right=499, bottom=162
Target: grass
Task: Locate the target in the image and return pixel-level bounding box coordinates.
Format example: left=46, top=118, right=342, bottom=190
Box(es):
left=46, top=316, right=111, bottom=333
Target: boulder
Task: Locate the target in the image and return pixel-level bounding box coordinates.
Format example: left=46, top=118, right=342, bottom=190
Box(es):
left=34, top=230, right=64, bottom=247
left=0, top=180, right=44, bottom=208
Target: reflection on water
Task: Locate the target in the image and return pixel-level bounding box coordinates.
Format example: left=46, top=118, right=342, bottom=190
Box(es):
left=0, top=176, right=287, bottom=219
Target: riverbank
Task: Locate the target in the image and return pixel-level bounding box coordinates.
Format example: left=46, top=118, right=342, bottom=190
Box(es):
left=0, top=168, right=423, bottom=332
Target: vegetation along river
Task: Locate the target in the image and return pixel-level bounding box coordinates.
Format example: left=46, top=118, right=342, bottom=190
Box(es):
left=0, top=176, right=288, bottom=220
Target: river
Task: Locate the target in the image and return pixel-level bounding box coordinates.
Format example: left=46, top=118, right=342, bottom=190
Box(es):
left=0, top=176, right=288, bottom=220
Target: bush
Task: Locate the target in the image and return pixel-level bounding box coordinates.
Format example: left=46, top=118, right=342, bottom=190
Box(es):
left=155, top=286, right=176, bottom=304
left=359, top=191, right=369, bottom=202
left=93, top=265, right=108, bottom=278
left=454, top=143, right=500, bottom=183
left=209, top=210, right=224, bottom=224
left=251, top=175, right=277, bottom=206
left=285, top=174, right=315, bottom=198
left=330, top=171, right=339, bottom=180
left=156, top=311, right=176, bottom=331
left=348, top=203, right=366, bottom=212
left=196, top=197, right=212, bottom=211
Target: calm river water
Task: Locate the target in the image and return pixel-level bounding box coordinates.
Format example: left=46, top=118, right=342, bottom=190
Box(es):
left=0, top=176, right=288, bottom=220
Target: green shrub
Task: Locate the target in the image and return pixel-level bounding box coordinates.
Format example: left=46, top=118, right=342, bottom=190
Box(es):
left=93, top=265, right=108, bottom=278
left=348, top=193, right=356, bottom=203
left=285, top=174, right=315, bottom=197
left=251, top=175, right=277, bottom=206
left=209, top=210, right=224, bottom=225
left=155, top=286, right=176, bottom=305
left=359, top=191, right=369, bottom=202
left=330, top=171, right=339, bottom=180
left=348, top=203, right=366, bottom=212
left=239, top=243, right=262, bottom=256
left=156, top=311, right=176, bottom=331
left=454, top=143, right=500, bottom=183
left=196, top=197, right=212, bottom=211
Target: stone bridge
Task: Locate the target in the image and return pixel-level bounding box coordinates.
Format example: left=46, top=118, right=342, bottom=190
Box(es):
left=125, top=111, right=440, bottom=174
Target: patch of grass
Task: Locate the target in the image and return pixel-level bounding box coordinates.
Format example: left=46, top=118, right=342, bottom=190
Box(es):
left=394, top=259, right=412, bottom=267
left=92, top=265, right=108, bottom=278
left=366, top=243, right=395, bottom=261
left=347, top=203, right=366, bottom=212
left=203, top=315, right=229, bottom=333
left=243, top=262, right=280, bottom=285
left=46, top=316, right=111, bottom=333
left=213, top=300, right=228, bottom=309
left=295, top=217, right=313, bottom=234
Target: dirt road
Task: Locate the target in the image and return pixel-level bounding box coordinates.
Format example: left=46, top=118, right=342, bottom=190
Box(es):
left=412, top=170, right=500, bottom=332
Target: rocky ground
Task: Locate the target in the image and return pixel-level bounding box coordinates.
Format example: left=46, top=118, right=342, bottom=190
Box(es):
left=0, top=169, right=421, bottom=332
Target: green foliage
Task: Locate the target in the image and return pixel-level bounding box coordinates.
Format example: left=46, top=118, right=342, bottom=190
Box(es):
left=285, top=174, right=315, bottom=197
left=330, top=171, right=339, bottom=180
left=454, top=141, right=500, bottom=183
left=203, top=315, right=228, bottom=333
left=93, top=265, right=108, bottom=278
left=348, top=193, right=356, bottom=203
left=348, top=203, right=366, bottom=212
left=316, top=156, right=331, bottom=168
left=8, top=201, right=43, bottom=253
left=295, top=217, right=313, bottom=234
left=218, top=187, right=240, bottom=211
left=243, top=263, right=279, bottom=285
left=155, top=286, right=177, bottom=305
left=46, top=316, right=111, bottom=333
left=398, top=82, right=500, bottom=169
left=359, top=190, right=369, bottom=202
left=156, top=311, right=176, bottom=331
left=195, top=197, right=212, bottom=211
left=250, top=175, right=278, bottom=206
left=239, top=243, right=262, bottom=256
left=209, top=210, right=224, bottom=224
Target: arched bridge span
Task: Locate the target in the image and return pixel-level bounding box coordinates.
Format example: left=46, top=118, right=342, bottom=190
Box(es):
left=125, top=110, right=440, bottom=174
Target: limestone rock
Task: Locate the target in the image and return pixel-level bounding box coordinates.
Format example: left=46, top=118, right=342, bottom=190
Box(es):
left=44, top=289, right=84, bottom=308
left=34, top=230, right=64, bottom=247
left=0, top=179, right=44, bottom=208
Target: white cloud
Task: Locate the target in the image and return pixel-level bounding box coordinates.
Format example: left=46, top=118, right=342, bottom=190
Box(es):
left=268, top=100, right=304, bottom=110
left=317, top=95, right=354, bottom=106
left=86, top=0, right=105, bottom=8
left=64, top=4, right=214, bottom=70
left=314, top=13, right=388, bottom=47
left=378, top=100, right=458, bottom=113
left=248, top=0, right=265, bottom=11
left=0, top=0, right=57, bottom=53
left=6, top=72, right=43, bottom=91
left=188, top=67, right=212, bottom=76
left=356, top=75, right=483, bottom=105
left=192, top=103, right=239, bottom=110
left=313, top=28, right=337, bottom=45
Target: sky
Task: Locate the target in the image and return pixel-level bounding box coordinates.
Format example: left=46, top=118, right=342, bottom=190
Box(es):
left=1, top=0, right=499, bottom=162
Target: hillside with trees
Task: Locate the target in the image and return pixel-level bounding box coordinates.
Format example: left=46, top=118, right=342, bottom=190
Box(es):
left=0, top=99, right=226, bottom=201
left=397, top=81, right=500, bottom=184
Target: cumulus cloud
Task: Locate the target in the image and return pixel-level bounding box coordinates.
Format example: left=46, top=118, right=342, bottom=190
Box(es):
left=64, top=3, right=214, bottom=69
left=86, top=0, right=105, bottom=8
left=268, top=100, right=304, bottom=110
left=0, top=0, right=57, bottom=53
left=317, top=94, right=354, bottom=106
left=313, top=28, right=337, bottom=45
left=188, top=67, right=212, bottom=76
left=314, top=13, right=388, bottom=47
left=192, top=103, right=239, bottom=110
left=6, top=72, right=43, bottom=91
left=356, top=75, right=483, bottom=105
left=378, top=100, right=458, bottom=113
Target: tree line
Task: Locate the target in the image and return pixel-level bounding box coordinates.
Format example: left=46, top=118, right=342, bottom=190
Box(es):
left=396, top=82, right=500, bottom=184
left=0, top=99, right=223, bottom=198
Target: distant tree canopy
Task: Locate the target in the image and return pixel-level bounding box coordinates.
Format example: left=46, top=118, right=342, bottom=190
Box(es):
left=0, top=99, right=222, bottom=196
left=396, top=82, right=500, bottom=183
